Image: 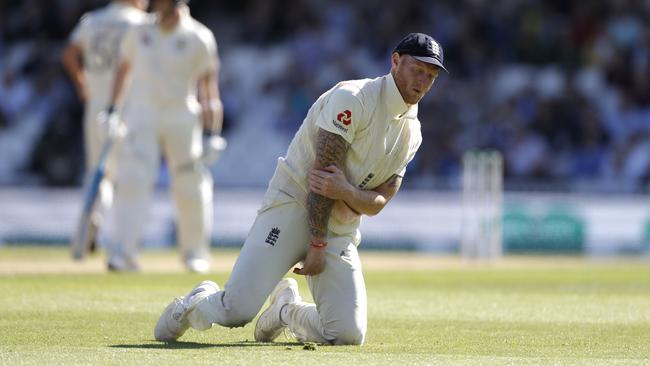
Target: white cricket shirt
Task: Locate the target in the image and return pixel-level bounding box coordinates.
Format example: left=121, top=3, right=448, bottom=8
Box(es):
left=119, top=7, right=217, bottom=110
left=267, top=73, right=422, bottom=238
left=70, top=2, right=148, bottom=107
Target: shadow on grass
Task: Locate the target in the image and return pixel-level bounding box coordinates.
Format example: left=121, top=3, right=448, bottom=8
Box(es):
left=110, top=340, right=306, bottom=350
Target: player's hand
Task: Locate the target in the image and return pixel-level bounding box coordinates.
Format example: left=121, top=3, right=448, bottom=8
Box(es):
left=309, top=165, right=353, bottom=201
left=293, top=243, right=326, bottom=276
left=202, top=133, right=227, bottom=165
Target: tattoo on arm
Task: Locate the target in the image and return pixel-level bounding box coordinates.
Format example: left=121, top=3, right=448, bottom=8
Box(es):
left=313, top=128, right=349, bottom=169
left=307, top=129, right=350, bottom=238
left=307, top=193, right=333, bottom=238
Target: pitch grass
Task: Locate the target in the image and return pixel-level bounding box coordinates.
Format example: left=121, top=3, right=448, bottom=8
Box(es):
left=1, top=247, right=650, bottom=365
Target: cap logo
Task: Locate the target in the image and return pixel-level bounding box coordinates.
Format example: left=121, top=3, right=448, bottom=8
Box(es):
left=429, top=39, right=440, bottom=57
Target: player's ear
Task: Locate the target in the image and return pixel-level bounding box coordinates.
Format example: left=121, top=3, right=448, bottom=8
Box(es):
left=390, top=53, right=401, bottom=69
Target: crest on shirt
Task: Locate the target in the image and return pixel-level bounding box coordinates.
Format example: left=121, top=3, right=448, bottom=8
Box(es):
left=175, top=38, right=187, bottom=51
left=332, top=109, right=351, bottom=132
left=265, top=227, right=280, bottom=246
left=141, top=33, right=151, bottom=46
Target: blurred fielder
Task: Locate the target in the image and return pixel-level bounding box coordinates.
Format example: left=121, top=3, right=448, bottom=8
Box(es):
left=104, top=0, right=224, bottom=272
left=63, top=0, right=149, bottom=259
left=155, top=33, right=446, bottom=345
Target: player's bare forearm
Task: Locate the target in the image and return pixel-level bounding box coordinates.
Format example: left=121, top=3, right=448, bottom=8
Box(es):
left=313, top=129, right=348, bottom=169
left=62, top=43, right=86, bottom=102
left=307, top=193, right=332, bottom=239
left=307, top=129, right=349, bottom=239
left=198, top=71, right=223, bottom=133
left=310, top=165, right=402, bottom=216
left=340, top=186, right=387, bottom=216
left=343, top=174, right=402, bottom=216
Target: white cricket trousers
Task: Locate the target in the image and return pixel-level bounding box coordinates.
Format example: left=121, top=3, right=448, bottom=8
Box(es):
left=106, top=105, right=213, bottom=265
left=191, top=190, right=368, bottom=345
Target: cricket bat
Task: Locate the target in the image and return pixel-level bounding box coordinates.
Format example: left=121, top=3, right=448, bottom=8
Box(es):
left=71, top=138, right=113, bottom=260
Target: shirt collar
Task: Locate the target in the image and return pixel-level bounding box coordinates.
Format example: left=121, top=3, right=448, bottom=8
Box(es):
left=178, top=3, right=191, bottom=22
left=156, top=4, right=191, bottom=30
left=384, top=73, right=416, bottom=120
left=110, top=2, right=128, bottom=11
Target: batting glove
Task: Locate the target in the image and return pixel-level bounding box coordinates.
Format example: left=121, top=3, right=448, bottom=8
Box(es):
left=202, top=133, right=227, bottom=165
left=96, top=106, right=123, bottom=139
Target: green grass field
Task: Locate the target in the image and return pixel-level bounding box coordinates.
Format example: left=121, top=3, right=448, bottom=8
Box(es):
left=1, top=247, right=649, bottom=365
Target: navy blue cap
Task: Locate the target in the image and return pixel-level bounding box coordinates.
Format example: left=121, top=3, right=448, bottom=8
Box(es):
left=393, top=33, right=448, bottom=73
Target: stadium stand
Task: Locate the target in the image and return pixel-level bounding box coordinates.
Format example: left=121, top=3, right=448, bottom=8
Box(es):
left=1, top=0, right=649, bottom=192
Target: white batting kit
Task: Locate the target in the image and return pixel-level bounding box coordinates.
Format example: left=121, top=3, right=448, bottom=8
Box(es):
left=69, top=2, right=148, bottom=221
left=105, top=9, right=217, bottom=269
left=190, top=72, right=422, bottom=344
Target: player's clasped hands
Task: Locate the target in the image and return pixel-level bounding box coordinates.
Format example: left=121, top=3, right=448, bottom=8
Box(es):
left=309, top=165, right=352, bottom=200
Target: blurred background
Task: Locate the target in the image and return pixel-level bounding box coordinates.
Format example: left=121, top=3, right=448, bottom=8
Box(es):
left=1, top=0, right=650, bottom=255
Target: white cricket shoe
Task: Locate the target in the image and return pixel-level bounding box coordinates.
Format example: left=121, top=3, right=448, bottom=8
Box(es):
left=107, top=255, right=140, bottom=272
left=255, top=278, right=301, bottom=342
left=154, top=280, right=219, bottom=341
left=184, top=257, right=210, bottom=274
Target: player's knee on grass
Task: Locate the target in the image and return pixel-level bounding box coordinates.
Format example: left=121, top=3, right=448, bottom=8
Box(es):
left=191, top=290, right=258, bottom=329
left=323, top=318, right=366, bottom=345
left=215, top=291, right=260, bottom=328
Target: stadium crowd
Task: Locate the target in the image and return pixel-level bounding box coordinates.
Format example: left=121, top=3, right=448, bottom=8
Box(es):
left=1, top=0, right=649, bottom=191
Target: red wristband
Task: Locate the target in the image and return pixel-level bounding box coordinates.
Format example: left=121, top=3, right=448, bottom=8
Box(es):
left=310, top=238, right=328, bottom=249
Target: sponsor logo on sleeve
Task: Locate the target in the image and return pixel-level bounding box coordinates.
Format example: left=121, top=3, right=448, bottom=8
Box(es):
left=332, top=109, right=352, bottom=132
left=337, top=110, right=352, bottom=125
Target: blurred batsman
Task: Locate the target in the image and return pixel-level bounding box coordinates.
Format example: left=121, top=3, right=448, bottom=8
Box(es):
left=154, top=33, right=446, bottom=344
left=104, top=0, right=224, bottom=272
left=63, top=0, right=149, bottom=257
